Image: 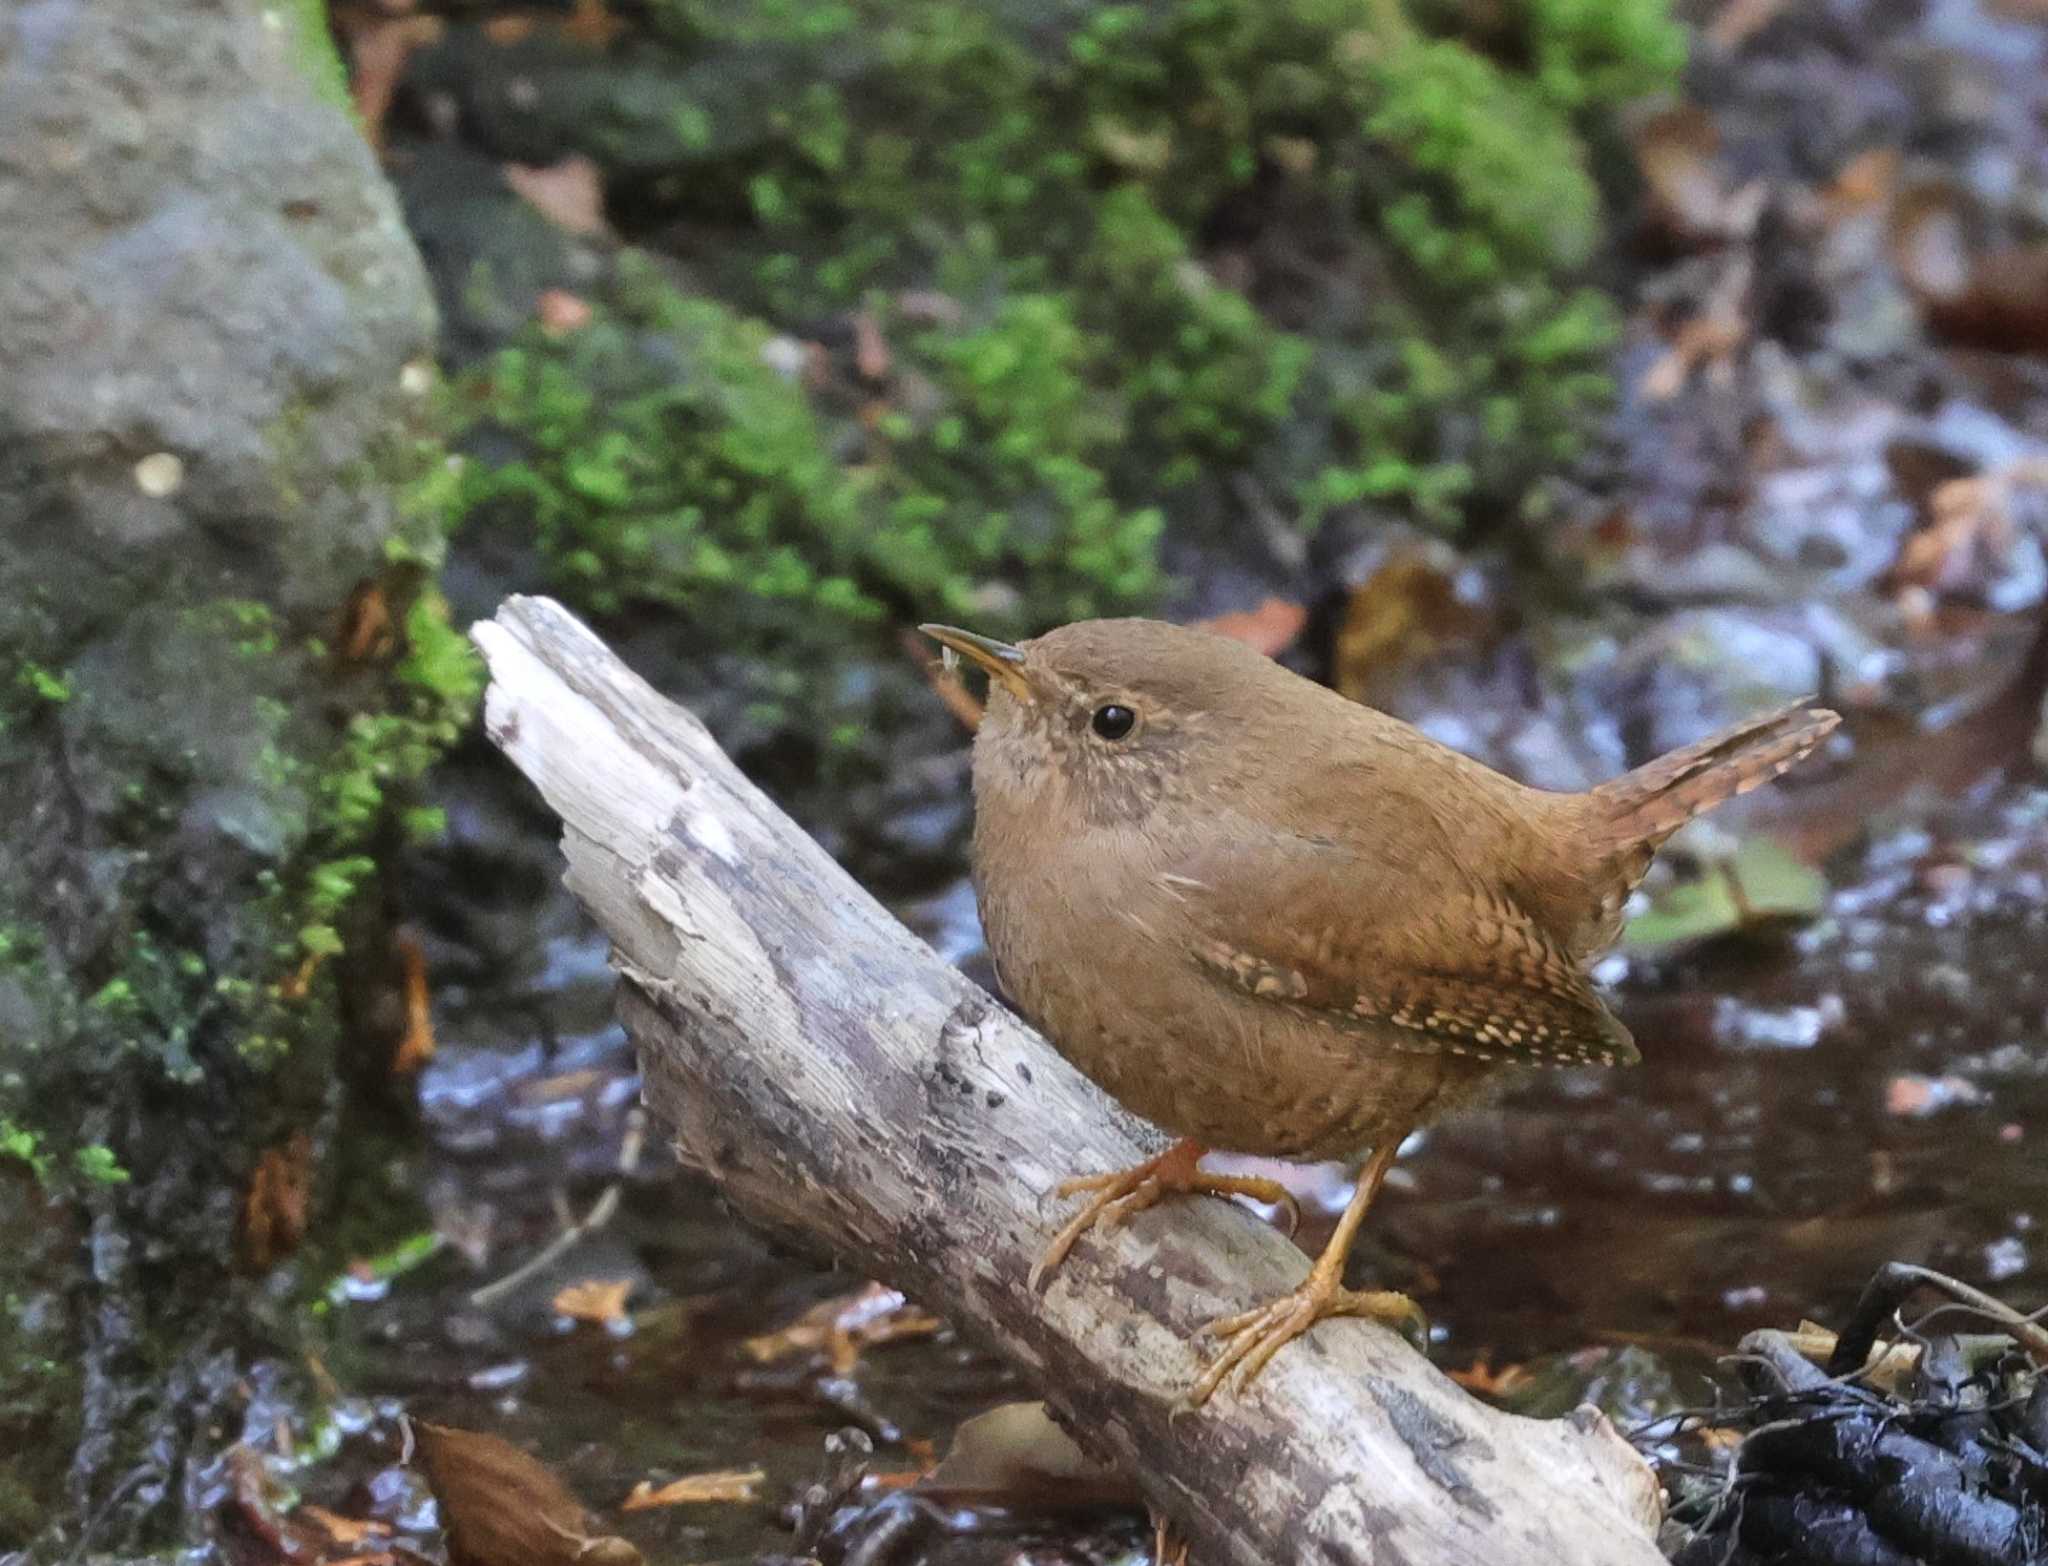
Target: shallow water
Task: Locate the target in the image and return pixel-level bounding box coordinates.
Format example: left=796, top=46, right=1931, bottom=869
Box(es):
left=272, top=732, right=2048, bottom=1563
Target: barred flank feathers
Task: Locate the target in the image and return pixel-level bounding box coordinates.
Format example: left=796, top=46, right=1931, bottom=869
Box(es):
left=1589, top=700, right=1839, bottom=853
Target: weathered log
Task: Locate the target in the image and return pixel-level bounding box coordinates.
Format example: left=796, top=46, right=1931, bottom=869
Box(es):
left=473, top=595, right=1665, bottom=1566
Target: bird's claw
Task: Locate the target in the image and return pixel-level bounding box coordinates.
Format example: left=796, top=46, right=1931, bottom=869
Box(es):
left=1187, top=1283, right=1425, bottom=1406
left=1031, top=1146, right=1298, bottom=1290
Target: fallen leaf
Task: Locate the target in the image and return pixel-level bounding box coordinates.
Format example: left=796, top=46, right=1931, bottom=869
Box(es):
left=1193, top=597, right=1307, bottom=660
left=240, top=1132, right=315, bottom=1271
left=297, top=1505, right=393, bottom=1547
left=482, top=14, right=538, bottom=44
left=413, top=1421, right=643, bottom=1566
left=1888, top=457, right=2048, bottom=602
left=562, top=0, right=627, bottom=46
left=1821, top=147, right=1898, bottom=219
left=1890, top=183, right=1975, bottom=302
left=392, top=930, right=436, bottom=1075
left=1623, top=836, right=1827, bottom=951
left=1447, top=1355, right=1533, bottom=1398
left=504, top=156, right=609, bottom=237
left=1631, top=105, right=1762, bottom=246
left=620, top=1468, right=765, bottom=1510
left=1924, top=246, right=2048, bottom=356
left=553, top=1277, right=634, bottom=1325
left=743, top=1281, right=942, bottom=1375
left=919, top=1401, right=1138, bottom=1510
left=516, top=1068, right=608, bottom=1104
left=1332, top=540, right=1484, bottom=703
left=1884, top=1072, right=1985, bottom=1118
left=339, top=579, right=395, bottom=663
left=1640, top=256, right=1753, bottom=401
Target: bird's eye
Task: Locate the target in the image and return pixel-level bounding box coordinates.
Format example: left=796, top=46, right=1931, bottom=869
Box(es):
left=1091, top=703, right=1137, bottom=741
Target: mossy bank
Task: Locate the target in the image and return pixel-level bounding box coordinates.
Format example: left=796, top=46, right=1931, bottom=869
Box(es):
left=420, top=0, right=1681, bottom=820
left=0, top=2, right=466, bottom=1547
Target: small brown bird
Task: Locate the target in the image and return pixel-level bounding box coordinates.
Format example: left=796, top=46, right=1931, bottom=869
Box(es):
left=922, top=618, right=1837, bottom=1404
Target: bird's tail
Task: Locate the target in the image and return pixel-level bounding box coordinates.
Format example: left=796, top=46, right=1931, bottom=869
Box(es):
left=1588, top=699, right=1839, bottom=853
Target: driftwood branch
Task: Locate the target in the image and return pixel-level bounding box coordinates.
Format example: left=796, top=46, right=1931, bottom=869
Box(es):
left=473, top=595, right=1664, bottom=1566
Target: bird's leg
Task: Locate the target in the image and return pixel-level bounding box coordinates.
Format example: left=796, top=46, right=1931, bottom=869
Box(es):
left=1187, top=1136, right=1423, bottom=1405
left=1030, top=1137, right=1301, bottom=1291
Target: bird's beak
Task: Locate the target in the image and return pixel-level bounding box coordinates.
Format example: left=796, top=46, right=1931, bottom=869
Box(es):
left=919, top=624, right=1035, bottom=703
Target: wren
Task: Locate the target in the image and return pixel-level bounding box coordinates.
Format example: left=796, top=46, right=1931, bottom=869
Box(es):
left=923, top=616, right=1838, bottom=1405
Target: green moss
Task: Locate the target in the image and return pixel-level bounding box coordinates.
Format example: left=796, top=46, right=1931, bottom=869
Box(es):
left=464, top=0, right=1678, bottom=631
left=72, top=1145, right=130, bottom=1186
left=436, top=0, right=1677, bottom=794
left=274, top=0, right=355, bottom=117
left=16, top=663, right=70, bottom=704
left=0, top=1122, right=48, bottom=1183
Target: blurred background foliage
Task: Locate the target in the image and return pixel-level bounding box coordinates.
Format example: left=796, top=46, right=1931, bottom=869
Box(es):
left=433, top=0, right=1681, bottom=772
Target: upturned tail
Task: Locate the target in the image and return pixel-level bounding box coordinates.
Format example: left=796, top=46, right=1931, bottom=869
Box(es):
left=1588, top=699, right=1839, bottom=853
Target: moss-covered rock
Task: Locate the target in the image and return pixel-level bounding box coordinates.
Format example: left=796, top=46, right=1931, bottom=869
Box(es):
left=0, top=1, right=467, bottom=1547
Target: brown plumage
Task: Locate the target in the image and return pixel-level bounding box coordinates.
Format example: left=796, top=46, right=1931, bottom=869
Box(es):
left=924, top=617, right=1838, bottom=1404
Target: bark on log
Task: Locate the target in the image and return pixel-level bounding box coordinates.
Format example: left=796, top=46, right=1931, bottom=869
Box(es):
left=473, top=595, right=1666, bottom=1566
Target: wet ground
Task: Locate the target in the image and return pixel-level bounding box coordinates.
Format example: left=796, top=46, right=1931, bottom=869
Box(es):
left=240, top=725, right=2048, bottom=1564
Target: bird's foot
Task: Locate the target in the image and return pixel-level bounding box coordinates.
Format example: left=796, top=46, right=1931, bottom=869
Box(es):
left=1188, top=1277, right=1425, bottom=1406
left=1029, top=1139, right=1299, bottom=1291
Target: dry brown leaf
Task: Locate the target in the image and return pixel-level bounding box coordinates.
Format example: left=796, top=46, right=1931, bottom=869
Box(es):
left=1890, top=184, right=1975, bottom=302
left=919, top=1401, right=1138, bottom=1510
left=482, top=14, right=538, bottom=44
left=1193, top=597, right=1307, bottom=659
left=1889, top=458, right=2048, bottom=600
left=1331, top=541, right=1485, bottom=702
left=516, top=1068, right=608, bottom=1104
left=392, top=930, right=436, bottom=1075
left=1924, top=246, right=2048, bottom=355
left=1640, top=256, right=1752, bottom=402
left=297, top=1504, right=394, bottom=1547
left=620, top=1468, right=765, bottom=1510
left=1822, top=148, right=1898, bottom=218
left=552, top=1277, right=634, bottom=1325
left=1446, top=1355, right=1533, bottom=1398
left=339, top=579, right=394, bottom=663
left=742, top=1281, right=942, bottom=1374
left=413, top=1421, right=643, bottom=1566
left=1633, top=106, right=1749, bottom=244
left=277, top=948, right=330, bottom=1003
left=562, top=0, right=627, bottom=46
left=504, top=156, right=609, bottom=238
left=239, top=1132, right=315, bottom=1271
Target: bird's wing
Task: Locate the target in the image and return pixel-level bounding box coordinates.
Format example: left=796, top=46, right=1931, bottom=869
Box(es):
left=1164, top=817, right=1639, bottom=1069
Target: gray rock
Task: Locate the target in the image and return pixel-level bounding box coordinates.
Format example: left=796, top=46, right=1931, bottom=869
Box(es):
left=0, top=0, right=444, bottom=1547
